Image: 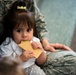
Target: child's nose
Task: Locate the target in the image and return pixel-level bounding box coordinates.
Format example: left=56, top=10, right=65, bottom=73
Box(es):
left=22, top=32, right=28, bottom=40
left=23, top=32, right=27, bottom=37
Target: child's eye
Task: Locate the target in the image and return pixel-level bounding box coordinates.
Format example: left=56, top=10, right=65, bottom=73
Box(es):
left=16, top=29, right=21, bottom=33
left=27, top=29, right=31, bottom=32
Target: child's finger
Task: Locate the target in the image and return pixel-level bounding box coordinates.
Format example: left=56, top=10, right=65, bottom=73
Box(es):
left=31, top=42, right=40, bottom=49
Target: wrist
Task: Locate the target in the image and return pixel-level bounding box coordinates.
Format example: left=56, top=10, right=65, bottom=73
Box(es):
left=41, top=38, right=50, bottom=47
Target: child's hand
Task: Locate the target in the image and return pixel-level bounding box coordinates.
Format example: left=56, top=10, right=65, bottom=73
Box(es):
left=31, top=42, right=44, bottom=51
left=20, top=50, right=34, bottom=62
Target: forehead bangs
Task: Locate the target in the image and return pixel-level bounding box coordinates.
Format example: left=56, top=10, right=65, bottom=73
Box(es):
left=14, top=12, right=35, bottom=29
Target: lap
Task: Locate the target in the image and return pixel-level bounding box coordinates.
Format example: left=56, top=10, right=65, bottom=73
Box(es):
left=41, top=50, right=76, bottom=75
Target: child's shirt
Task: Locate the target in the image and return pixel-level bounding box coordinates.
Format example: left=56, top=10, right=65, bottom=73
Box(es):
left=0, top=37, right=40, bottom=68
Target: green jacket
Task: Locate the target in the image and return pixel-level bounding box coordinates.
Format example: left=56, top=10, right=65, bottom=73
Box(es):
left=0, top=0, right=49, bottom=40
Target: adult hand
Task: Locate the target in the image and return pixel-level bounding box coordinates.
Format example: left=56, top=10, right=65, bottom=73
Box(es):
left=44, top=43, right=73, bottom=52
left=43, top=44, right=56, bottom=52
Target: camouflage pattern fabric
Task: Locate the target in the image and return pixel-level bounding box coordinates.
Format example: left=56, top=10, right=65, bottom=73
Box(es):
left=0, top=0, right=48, bottom=40
left=41, top=50, right=76, bottom=75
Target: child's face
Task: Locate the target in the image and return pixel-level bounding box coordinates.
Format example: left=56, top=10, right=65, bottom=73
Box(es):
left=13, top=24, right=33, bottom=44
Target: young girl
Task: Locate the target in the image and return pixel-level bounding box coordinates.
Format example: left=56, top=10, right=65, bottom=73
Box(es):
left=0, top=1, right=46, bottom=75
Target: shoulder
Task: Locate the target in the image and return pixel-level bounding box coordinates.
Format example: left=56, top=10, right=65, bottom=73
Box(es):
left=1, top=37, right=13, bottom=45
left=0, top=37, right=17, bottom=50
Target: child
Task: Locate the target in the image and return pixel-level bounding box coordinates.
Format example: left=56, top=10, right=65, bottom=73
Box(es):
left=0, top=0, right=72, bottom=52
left=0, top=1, right=46, bottom=75
left=0, top=57, right=26, bottom=75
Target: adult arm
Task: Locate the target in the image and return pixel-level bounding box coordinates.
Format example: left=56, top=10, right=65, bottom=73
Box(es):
left=34, top=0, right=49, bottom=40
left=0, top=1, right=5, bottom=37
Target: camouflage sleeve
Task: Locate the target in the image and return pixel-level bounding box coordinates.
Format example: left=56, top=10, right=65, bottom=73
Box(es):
left=0, top=0, right=15, bottom=36
left=0, top=0, right=5, bottom=36
left=34, top=0, right=49, bottom=41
